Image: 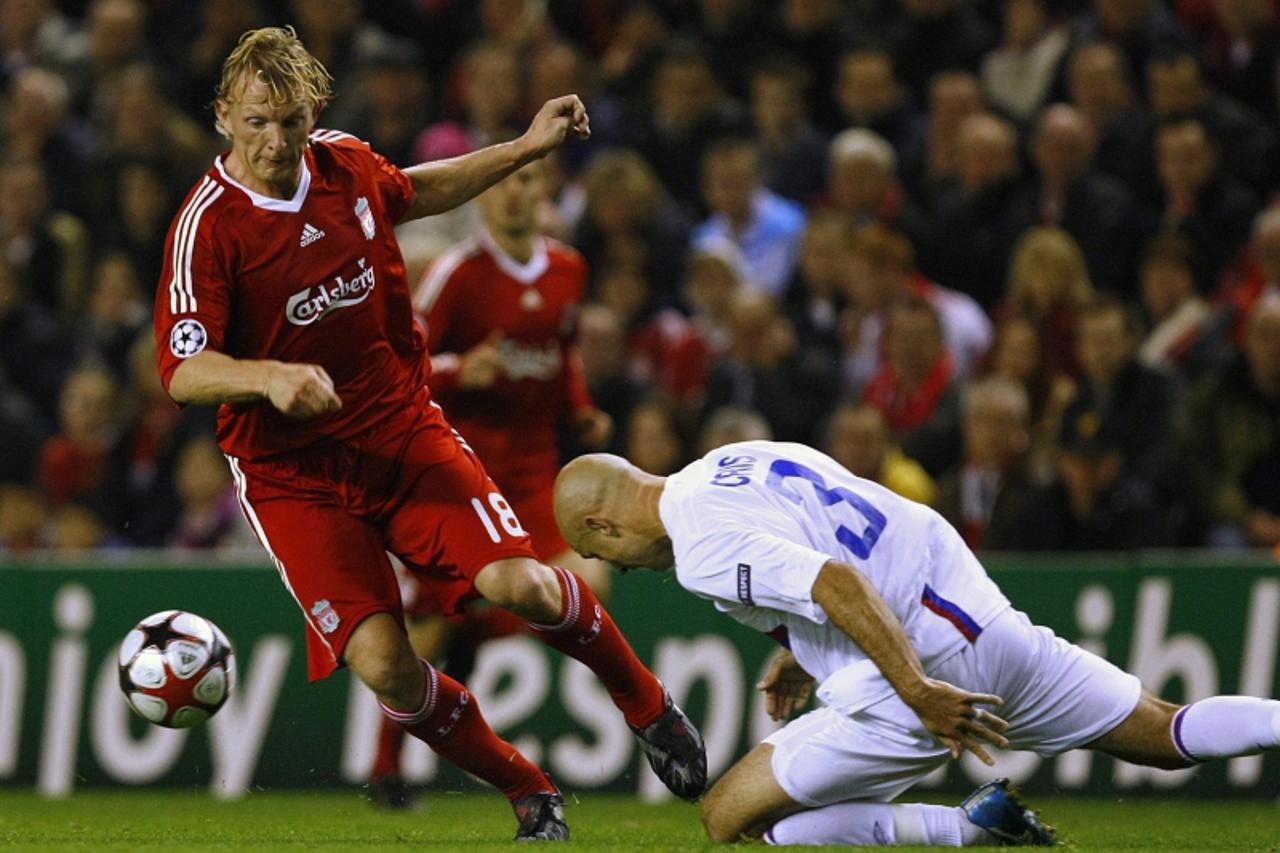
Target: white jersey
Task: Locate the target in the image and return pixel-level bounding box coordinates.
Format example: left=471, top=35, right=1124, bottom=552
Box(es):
left=658, top=441, right=1011, bottom=714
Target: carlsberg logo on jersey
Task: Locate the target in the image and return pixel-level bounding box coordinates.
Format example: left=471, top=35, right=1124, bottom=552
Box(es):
left=286, top=257, right=376, bottom=326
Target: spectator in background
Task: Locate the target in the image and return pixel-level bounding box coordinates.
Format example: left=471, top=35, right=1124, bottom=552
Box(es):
left=340, top=38, right=431, bottom=168
left=701, top=287, right=837, bottom=444
left=597, top=262, right=712, bottom=414
left=0, top=158, right=89, bottom=323
left=0, top=484, right=47, bottom=551
left=841, top=223, right=992, bottom=387
left=101, top=157, right=171, bottom=280
left=177, top=0, right=267, bottom=121
left=782, top=209, right=847, bottom=376
left=936, top=377, right=1039, bottom=550
left=698, top=404, right=773, bottom=455
left=636, top=41, right=749, bottom=213
left=1220, top=205, right=1280, bottom=343
left=169, top=435, right=254, bottom=550
left=1206, top=0, right=1280, bottom=119
left=0, top=257, right=66, bottom=422
left=1152, top=116, right=1259, bottom=283
left=103, top=334, right=214, bottom=546
left=1001, top=226, right=1095, bottom=381
left=1063, top=294, right=1178, bottom=483
left=36, top=364, right=117, bottom=511
left=1146, top=44, right=1276, bottom=193
left=61, top=0, right=150, bottom=124
left=883, top=0, right=996, bottom=102
left=925, top=112, right=1026, bottom=309
left=624, top=397, right=688, bottom=475
left=1065, top=41, right=1150, bottom=183
left=287, top=0, right=392, bottom=129
left=693, top=136, right=807, bottom=299
left=1182, top=295, right=1280, bottom=547
left=682, top=0, right=771, bottom=102
left=44, top=502, right=107, bottom=551
left=1137, top=232, right=1227, bottom=378
left=913, top=71, right=986, bottom=206
left=772, top=0, right=846, bottom=130
left=824, top=128, right=928, bottom=248
left=988, top=314, right=1076, bottom=483
left=573, top=303, right=646, bottom=456
left=573, top=148, right=693, bottom=304
left=1016, top=103, right=1143, bottom=296
left=528, top=40, right=624, bottom=170
left=1005, top=405, right=1175, bottom=550
left=682, top=236, right=749, bottom=360
left=823, top=401, right=936, bottom=506
left=0, top=0, right=75, bottom=86
left=4, top=66, right=94, bottom=218
left=101, top=63, right=217, bottom=190
left=1077, top=0, right=1193, bottom=84
left=981, top=0, right=1071, bottom=122
left=749, top=57, right=828, bottom=204
left=861, top=296, right=962, bottom=476
left=832, top=45, right=925, bottom=176
left=74, top=252, right=147, bottom=375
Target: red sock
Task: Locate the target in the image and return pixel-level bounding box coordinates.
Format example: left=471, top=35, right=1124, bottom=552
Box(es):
left=531, top=566, right=665, bottom=728
left=378, top=660, right=555, bottom=803
left=371, top=712, right=406, bottom=780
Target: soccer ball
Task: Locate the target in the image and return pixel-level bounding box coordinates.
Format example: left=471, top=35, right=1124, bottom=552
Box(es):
left=118, top=610, right=236, bottom=728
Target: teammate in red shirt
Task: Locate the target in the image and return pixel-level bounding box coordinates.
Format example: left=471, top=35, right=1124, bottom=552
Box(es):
left=152, top=28, right=705, bottom=839
left=366, top=161, right=614, bottom=803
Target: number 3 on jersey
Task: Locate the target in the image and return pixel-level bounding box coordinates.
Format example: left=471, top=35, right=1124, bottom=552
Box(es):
left=765, top=459, right=887, bottom=559
left=470, top=492, right=529, bottom=542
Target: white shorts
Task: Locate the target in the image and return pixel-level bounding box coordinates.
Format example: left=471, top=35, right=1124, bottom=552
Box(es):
left=764, top=607, right=1142, bottom=807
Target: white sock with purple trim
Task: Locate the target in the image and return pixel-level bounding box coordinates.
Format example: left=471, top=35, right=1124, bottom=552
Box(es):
left=765, top=802, right=994, bottom=846
left=1173, top=696, right=1280, bottom=761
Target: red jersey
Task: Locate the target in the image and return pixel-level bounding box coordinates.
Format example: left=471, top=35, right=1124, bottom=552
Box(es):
left=154, top=131, right=426, bottom=461
left=413, top=231, right=593, bottom=489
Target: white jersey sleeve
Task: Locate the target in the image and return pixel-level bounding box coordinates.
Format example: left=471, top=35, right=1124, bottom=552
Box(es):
left=675, top=528, right=830, bottom=624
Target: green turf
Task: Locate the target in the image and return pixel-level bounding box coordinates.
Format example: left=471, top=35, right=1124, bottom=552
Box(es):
left=0, top=789, right=1277, bottom=852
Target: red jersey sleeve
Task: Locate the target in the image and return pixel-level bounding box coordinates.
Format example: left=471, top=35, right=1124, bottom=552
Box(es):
left=318, top=131, right=414, bottom=224
left=154, top=177, right=234, bottom=396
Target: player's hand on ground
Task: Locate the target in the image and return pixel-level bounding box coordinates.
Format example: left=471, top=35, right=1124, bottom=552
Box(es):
left=573, top=407, right=614, bottom=448
left=459, top=331, right=505, bottom=389
left=523, top=95, right=590, bottom=158
left=263, top=362, right=342, bottom=418
left=757, top=649, right=814, bottom=721
left=906, top=679, right=1009, bottom=765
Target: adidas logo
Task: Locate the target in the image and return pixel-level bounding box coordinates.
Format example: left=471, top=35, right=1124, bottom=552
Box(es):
left=300, top=223, right=326, bottom=247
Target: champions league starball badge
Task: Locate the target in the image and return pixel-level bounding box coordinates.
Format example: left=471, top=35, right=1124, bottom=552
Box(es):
left=169, top=319, right=208, bottom=358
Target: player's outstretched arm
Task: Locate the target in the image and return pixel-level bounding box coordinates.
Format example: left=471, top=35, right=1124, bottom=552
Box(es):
left=169, top=350, right=342, bottom=419
left=811, top=560, right=1010, bottom=765
left=399, top=95, right=590, bottom=223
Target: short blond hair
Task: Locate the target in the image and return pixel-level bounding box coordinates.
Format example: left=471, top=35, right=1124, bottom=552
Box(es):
left=1006, top=226, right=1094, bottom=311
left=215, top=27, right=332, bottom=138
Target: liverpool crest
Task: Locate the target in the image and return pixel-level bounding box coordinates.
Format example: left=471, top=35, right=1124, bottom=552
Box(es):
left=355, top=196, right=375, bottom=240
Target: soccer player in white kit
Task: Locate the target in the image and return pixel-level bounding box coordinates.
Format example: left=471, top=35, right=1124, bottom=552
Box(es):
left=553, top=441, right=1280, bottom=847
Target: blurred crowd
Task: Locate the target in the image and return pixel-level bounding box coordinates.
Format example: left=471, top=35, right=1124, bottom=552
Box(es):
left=3, top=0, right=1280, bottom=554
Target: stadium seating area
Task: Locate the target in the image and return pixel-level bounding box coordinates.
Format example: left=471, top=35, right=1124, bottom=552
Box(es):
left=2, top=0, right=1280, bottom=552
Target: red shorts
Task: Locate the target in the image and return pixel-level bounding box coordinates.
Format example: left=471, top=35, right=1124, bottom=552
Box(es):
left=227, top=401, right=536, bottom=681
left=398, top=475, right=568, bottom=619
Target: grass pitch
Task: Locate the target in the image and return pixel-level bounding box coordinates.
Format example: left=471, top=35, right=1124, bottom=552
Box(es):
left=0, top=789, right=1277, bottom=852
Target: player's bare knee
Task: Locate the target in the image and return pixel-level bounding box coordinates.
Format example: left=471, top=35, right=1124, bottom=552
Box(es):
left=700, top=797, right=736, bottom=844
left=477, top=558, right=561, bottom=620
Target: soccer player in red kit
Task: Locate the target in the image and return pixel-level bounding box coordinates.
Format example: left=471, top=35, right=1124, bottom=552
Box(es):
left=152, top=28, right=705, bottom=840
left=366, top=161, right=613, bottom=805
